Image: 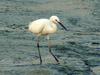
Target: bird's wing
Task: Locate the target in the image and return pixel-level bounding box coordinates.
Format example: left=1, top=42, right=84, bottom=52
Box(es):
left=38, top=24, right=45, bottom=34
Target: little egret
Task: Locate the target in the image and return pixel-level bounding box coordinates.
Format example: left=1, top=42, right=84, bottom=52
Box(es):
left=28, top=16, right=67, bottom=64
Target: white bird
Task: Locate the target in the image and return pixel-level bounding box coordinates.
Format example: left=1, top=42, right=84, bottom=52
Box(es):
left=28, top=16, right=67, bottom=64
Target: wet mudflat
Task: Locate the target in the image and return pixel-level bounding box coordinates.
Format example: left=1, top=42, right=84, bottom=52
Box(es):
left=0, top=0, right=100, bottom=75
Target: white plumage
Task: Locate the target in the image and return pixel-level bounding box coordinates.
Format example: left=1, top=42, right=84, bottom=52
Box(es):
left=29, top=16, right=60, bottom=36
left=28, top=16, right=67, bottom=64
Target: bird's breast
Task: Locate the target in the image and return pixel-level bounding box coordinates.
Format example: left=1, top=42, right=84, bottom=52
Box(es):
left=41, top=24, right=57, bottom=35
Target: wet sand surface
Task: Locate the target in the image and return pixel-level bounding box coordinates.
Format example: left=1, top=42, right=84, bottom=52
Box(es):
left=0, top=0, right=100, bottom=75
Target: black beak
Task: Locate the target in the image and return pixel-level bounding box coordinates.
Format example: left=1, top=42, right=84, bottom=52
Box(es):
left=57, top=21, right=67, bottom=31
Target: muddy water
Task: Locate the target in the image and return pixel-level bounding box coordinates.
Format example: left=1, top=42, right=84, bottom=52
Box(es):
left=0, top=0, right=100, bottom=75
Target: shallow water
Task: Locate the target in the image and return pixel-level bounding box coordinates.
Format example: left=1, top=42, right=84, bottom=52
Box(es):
left=0, top=0, right=100, bottom=75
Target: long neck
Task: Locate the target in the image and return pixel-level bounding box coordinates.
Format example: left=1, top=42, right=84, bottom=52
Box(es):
left=50, top=22, right=57, bottom=33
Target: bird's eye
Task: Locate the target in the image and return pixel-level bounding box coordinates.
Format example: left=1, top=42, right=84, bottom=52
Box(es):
left=55, top=19, right=58, bottom=22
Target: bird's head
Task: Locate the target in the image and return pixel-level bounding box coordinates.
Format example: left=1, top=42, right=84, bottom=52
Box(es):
left=50, top=16, right=60, bottom=24
left=50, top=16, right=67, bottom=31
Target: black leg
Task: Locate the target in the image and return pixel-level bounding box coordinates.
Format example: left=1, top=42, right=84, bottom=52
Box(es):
left=47, top=36, right=59, bottom=63
left=49, top=48, right=59, bottom=63
left=37, top=36, right=42, bottom=64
